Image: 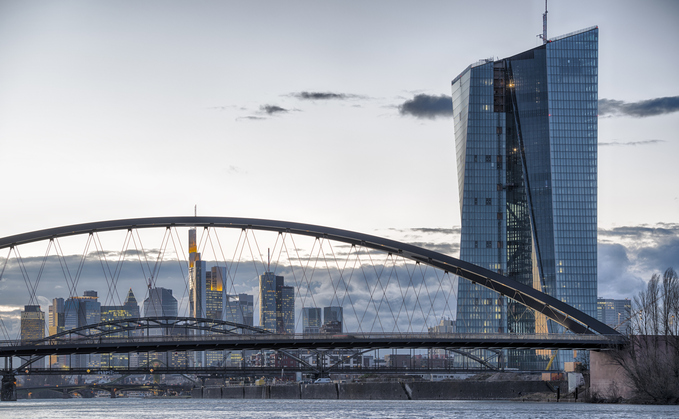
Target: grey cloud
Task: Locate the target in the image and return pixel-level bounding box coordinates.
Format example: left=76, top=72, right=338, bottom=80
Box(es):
left=598, top=224, right=679, bottom=241
left=290, top=91, right=363, bottom=101
left=408, top=227, right=461, bottom=235
left=406, top=242, right=459, bottom=255
left=597, top=224, right=679, bottom=299
left=598, top=243, right=645, bottom=300
left=599, top=96, right=679, bottom=117
left=260, top=105, right=288, bottom=115
left=398, top=94, right=453, bottom=119
left=236, top=116, right=266, bottom=121
left=599, top=139, right=664, bottom=147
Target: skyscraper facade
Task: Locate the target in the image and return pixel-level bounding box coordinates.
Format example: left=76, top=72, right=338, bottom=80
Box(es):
left=188, top=229, right=206, bottom=320
left=225, top=293, right=254, bottom=327
left=597, top=298, right=631, bottom=332
left=20, top=305, right=45, bottom=342
left=143, top=287, right=178, bottom=318
left=323, top=306, right=343, bottom=333
left=64, top=290, right=101, bottom=368
left=302, top=307, right=322, bottom=334
left=48, top=298, right=66, bottom=367
left=100, top=289, right=140, bottom=369
left=451, top=27, right=598, bottom=369
left=259, top=272, right=294, bottom=334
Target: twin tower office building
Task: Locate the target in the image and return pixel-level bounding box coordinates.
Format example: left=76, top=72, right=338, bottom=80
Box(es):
left=452, top=27, right=599, bottom=369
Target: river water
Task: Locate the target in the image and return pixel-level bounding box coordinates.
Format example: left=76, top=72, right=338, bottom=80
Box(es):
left=1, top=399, right=678, bottom=418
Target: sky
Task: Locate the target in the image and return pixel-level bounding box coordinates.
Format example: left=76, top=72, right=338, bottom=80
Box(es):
left=0, top=0, right=678, bottom=330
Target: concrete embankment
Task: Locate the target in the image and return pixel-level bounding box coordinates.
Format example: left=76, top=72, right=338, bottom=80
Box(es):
left=196, top=381, right=565, bottom=400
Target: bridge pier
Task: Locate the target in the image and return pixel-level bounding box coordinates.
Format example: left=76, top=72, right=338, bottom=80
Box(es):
left=1, top=373, right=17, bottom=401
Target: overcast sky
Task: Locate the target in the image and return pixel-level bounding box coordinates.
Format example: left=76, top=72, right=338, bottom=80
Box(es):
left=0, top=0, right=678, bottom=329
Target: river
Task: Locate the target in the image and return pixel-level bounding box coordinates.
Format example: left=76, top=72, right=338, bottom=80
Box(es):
left=2, top=398, right=678, bottom=418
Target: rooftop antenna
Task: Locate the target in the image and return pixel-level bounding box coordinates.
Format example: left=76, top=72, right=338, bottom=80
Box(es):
left=267, top=248, right=271, bottom=272
left=537, top=0, right=548, bottom=44
left=194, top=205, right=197, bottom=217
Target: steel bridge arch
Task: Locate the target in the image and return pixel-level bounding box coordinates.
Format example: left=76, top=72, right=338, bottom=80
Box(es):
left=0, top=216, right=619, bottom=336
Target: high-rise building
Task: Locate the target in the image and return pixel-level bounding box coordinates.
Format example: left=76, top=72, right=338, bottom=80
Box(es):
left=48, top=298, right=66, bottom=367
left=21, top=305, right=45, bottom=342
left=206, top=266, right=226, bottom=320
left=20, top=305, right=45, bottom=369
left=188, top=229, right=206, bottom=320
left=259, top=272, right=294, bottom=334
left=302, top=307, right=322, bottom=334
left=323, top=306, right=343, bottom=333
left=142, top=287, right=185, bottom=367
left=123, top=288, right=140, bottom=318
left=100, top=289, right=140, bottom=369
left=451, top=26, right=599, bottom=369
left=597, top=298, right=631, bottom=332
left=143, top=287, right=178, bottom=318
left=225, top=293, right=254, bottom=327
left=48, top=298, right=65, bottom=337
left=64, top=290, right=101, bottom=368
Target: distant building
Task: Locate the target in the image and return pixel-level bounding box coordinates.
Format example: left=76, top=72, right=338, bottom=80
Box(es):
left=100, top=289, right=140, bottom=369
left=48, top=298, right=66, bottom=367
left=597, top=298, right=631, bottom=332
left=143, top=287, right=178, bottom=318
left=259, top=272, right=294, bottom=334
left=428, top=318, right=456, bottom=334
left=206, top=267, right=226, bottom=321
left=225, top=294, right=254, bottom=327
left=21, top=305, right=45, bottom=342
left=188, top=229, right=206, bottom=320
left=48, top=298, right=65, bottom=337
left=142, top=287, right=186, bottom=367
left=323, top=306, right=343, bottom=333
left=64, top=290, right=101, bottom=368
left=302, top=307, right=322, bottom=334
left=20, top=305, right=45, bottom=369
left=321, top=320, right=342, bottom=335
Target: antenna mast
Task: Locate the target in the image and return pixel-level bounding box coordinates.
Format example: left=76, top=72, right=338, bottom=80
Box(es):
left=542, top=0, right=548, bottom=44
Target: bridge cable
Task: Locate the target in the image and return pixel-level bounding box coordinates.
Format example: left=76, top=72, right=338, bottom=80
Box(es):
left=325, top=239, right=360, bottom=333
left=167, top=226, right=190, bottom=317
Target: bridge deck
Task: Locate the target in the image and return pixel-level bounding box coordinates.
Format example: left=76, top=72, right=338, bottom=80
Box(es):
left=1, top=333, right=626, bottom=357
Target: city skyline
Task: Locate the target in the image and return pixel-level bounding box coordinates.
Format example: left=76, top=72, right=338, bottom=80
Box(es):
left=0, top=1, right=677, bottom=332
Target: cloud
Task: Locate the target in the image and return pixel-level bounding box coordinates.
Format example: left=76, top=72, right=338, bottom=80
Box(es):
left=236, top=116, right=266, bottom=121
left=398, top=94, right=453, bottom=119
left=260, top=105, right=289, bottom=115
left=598, top=243, right=645, bottom=300
left=599, top=140, right=665, bottom=147
left=289, top=91, right=363, bottom=101
left=597, top=224, right=679, bottom=299
left=599, top=96, right=679, bottom=117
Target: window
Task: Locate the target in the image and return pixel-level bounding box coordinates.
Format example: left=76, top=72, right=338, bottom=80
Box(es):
left=486, top=241, right=492, bottom=248
left=486, top=198, right=492, bottom=205
left=485, top=155, right=492, bottom=163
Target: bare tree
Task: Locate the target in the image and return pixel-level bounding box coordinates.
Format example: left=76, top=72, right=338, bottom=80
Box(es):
left=612, top=268, right=679, bottom=403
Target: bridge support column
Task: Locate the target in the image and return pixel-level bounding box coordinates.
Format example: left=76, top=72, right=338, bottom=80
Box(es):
left=1, top=373, right=17, bottom=401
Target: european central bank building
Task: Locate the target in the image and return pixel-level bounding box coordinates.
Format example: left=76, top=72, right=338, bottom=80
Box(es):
left=451, top=26, right=598, bottom=370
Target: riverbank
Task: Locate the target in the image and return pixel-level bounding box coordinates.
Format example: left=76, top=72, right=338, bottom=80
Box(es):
left=192, top=380, right=570, bottom=401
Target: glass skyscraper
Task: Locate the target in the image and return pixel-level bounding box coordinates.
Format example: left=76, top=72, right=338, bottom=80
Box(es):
left=451, top=27, right=598, bottom=369
left=259, top=272, right=294, bottom=334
